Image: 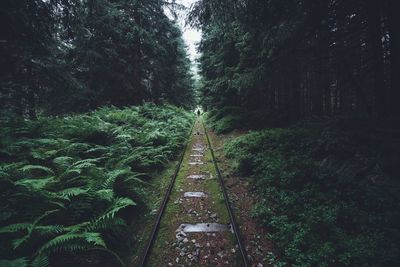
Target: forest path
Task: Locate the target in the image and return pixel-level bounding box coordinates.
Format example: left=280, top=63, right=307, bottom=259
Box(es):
left=146, top=117, right=243, bottom=266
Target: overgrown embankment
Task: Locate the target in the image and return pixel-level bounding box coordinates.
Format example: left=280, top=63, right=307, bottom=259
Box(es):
left=222, top=119, right=400, bottom=266
left=0, top=104, right=194, bottom=266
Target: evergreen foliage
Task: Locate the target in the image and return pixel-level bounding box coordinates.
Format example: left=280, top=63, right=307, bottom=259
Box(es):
left=0, top=104, right=194, bottom=266
left=0, top=0, right=195, bottom=117
left=189, top=0, right=400, bottom=128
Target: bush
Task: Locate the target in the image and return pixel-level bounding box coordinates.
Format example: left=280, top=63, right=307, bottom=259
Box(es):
left=225, top=121, right=400, bottom=266
left=0, top=104, right=194, bottom=266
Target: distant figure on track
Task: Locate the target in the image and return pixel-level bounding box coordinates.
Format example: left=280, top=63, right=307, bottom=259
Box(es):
left=197, top=109, right=201, bottom=117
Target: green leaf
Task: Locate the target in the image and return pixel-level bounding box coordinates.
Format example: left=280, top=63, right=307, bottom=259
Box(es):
left=0, top=258, right=29, bottom=267
left=20, top=165, right=55, bottom=176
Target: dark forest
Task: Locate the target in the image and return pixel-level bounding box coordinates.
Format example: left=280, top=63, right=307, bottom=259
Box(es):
left=1, top=0, right=399, bottom=266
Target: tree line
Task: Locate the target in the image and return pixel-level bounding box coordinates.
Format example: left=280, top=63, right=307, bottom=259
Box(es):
left=190, top=0, right=399, bottom=126
left=0, top=0, right=195, bottom=117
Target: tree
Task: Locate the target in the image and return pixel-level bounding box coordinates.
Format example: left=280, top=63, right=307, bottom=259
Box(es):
left=0, top=0, right=195, bottom=116
left=190, top=0, right=399, bottom=126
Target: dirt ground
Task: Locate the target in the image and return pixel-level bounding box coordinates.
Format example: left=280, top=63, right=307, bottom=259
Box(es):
left=207, top=129, right=276, bottom=266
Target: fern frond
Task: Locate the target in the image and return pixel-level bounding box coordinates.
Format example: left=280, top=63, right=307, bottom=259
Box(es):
left=7, top=210, right=60, bottom=249
left=85, top=146, right=108, bottom=155
left=71, top=158, right=103, bottom=168
left=58, top=187, right=88, bottom=200
left=20, top=165, right=55, bottom=176
left=36, top=232, right=106, bottom=256
left=65, top=142, right=91, bottom=154
left=53, top=156, right=74, bottom=168
left=15, top=177, right=55, bottom=190
left=32, top=209, right=60, bottom=226
left=84, top=217, right=126, bottom=232
left=12, top=234, right=30, bottom=249
left=96, top=197, right=135, bottom=222
left=0, top=223, right=31, bottom=233
left=0, top=257, right=29, bottom=267
left=102, top=169, right=131, bottom=189
left=30, top=254, right=49, bottom=267
left=96, top=189, right=114, bottom=202
left=35, top=225, right=65, bottom=236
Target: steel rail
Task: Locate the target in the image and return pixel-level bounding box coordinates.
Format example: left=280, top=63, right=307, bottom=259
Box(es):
left=138, top=121, right=195, bottom=267
left=139, top=117, right=249, bottom=266
left=201, top=118, right=250, bottom=267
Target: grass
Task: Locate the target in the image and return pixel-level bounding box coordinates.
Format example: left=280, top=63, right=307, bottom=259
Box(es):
left=147, top=135, right=194, bottom=266
left=0, top=104, right=194, bottom=266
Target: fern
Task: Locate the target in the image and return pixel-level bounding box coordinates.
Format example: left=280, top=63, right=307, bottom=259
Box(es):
left=103, top=169, right=132, bottom=189
left=15, top=177, right=56, bottom=190
left=30, top=255, right=49, bottom=267
left=84, top=217, right=126, bottom=232
left=20, top=165, right=55, bottom=176
left=70, top=158, right=104, bottom=168
left=0, top=223, right=31, bottom=233
left=36, top=232, right=106, bottom=255
left=58, top=187, right=88, bottom=200
left=96, top=189, right=114, bottom=202
left=96, top=197, right=136, bottom=221
left=0, top=105, right=194, bottom=264
left=52, top=156, right=74, bottom=169
left=3, top=210, right=61, bottom=249
left=0, top=258, right=29, bottom=267
left=35, top=225, right=65, bottom=236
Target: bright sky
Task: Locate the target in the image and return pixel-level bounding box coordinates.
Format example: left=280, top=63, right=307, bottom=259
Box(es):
left=166, top=0, right=201, bottom=76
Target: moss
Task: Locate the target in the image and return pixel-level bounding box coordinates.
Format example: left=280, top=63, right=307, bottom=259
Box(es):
left=147, top=119, right=239, bottom=266
left=147, top=138, right=194, bottom=266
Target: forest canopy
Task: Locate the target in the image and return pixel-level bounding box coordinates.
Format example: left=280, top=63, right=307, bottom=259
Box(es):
left=0, top=0, right=195, bottom=117
left=189, top=0, right=399, bottom=128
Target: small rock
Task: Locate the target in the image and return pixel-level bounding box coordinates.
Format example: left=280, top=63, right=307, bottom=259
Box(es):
left=183, top=238, right=189, bottom=243
left=191, top=239, right=196, bottom=243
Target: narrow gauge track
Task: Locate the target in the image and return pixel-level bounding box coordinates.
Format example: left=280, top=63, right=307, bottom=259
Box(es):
left=138, top=118, right=249, bottom=267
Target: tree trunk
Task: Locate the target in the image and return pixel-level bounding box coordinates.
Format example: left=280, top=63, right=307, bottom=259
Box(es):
left=27, top=63, right=37, bottom=119
left=366, top=0, right=386, bottom=119
left=386, top=0, right=400, bottom=124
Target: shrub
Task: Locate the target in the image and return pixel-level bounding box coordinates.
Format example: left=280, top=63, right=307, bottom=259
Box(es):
left=225, top=121, right=400, bottom=266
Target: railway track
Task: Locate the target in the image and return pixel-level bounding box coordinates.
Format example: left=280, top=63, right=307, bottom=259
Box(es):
left=138, top=117, right=249, bottom=266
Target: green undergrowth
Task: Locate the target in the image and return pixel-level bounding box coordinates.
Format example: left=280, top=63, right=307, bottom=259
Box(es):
left=0, top=104, right=194, bottom=266
left=224, top=119, right=400, bottom=266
